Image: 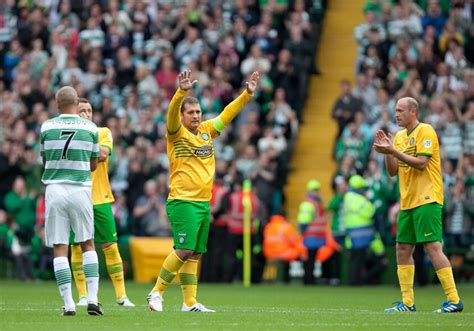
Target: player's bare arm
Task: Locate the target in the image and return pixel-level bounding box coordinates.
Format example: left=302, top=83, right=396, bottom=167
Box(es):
left=98, top=146, right=110, bottom=162
left=373, top=130, right=398, bottom=176
left=90, top=158, right=98, bottom=172
left=373, top=130, right=429, bottom=171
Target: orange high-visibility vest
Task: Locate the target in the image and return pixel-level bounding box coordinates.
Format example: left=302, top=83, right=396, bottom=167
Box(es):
left=263, top=215, right=306, bottom=262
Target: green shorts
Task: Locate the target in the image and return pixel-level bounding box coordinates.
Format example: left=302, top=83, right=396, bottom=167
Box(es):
left=70, top=202, right=117, bottom=244
left=166, top=199, right=210, bottom=254
left=397, top=202, right=443, bottom=244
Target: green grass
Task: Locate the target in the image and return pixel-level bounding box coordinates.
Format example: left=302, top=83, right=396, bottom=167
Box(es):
left=0, top=280, right=473, bottom=330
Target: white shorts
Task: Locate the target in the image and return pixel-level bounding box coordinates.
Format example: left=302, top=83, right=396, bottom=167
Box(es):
left=45, top=184, right=94, bottom=247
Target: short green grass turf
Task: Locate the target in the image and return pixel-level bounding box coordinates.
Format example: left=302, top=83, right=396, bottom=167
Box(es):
left=0, top=280, right=472, bottom=330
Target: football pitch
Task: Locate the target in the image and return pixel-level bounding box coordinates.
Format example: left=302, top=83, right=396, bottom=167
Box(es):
left=0, top=280, right=473, bottom=330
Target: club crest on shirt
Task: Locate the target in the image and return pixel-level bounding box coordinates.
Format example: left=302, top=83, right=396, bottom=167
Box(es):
left=201, top=132, right=209, bottom=141
left=409, top=137, right=415, bottom=145
left=423, top=140, right=432, bottom=148
left=194, top=145, right=212, bottom=156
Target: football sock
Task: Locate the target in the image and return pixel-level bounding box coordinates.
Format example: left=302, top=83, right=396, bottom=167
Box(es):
left=83, top=250, right=100, bottom=304
left=436, top=267, right=460, bottom=304
left=397, top=265, right=415, bottom=307
left=53, top=256, right=75, bottom=311
left=71, top=244, right=87, bottom=298
left=103, top=243, right=126, bottom=300
left=152, top=251, right=184, bottom=295
left=179, top=259, right=198, bottom=307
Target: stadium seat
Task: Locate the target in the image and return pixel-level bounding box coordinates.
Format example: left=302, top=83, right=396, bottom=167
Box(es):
left=129, top=237, right=176, bottom=283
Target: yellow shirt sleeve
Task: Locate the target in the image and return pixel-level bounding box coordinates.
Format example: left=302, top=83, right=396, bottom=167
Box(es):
left=214, top=89, right=253, bottom=132
left=167, top=88, right=187, bottom=135
left=99, top=127, right=113, bottom=154
left=416, top=125, right=436, bottom=157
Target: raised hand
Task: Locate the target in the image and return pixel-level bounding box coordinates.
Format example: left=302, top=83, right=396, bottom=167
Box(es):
left=246, top=71, right=260, bottom=94
left=178, top=70, right=197, bottom=91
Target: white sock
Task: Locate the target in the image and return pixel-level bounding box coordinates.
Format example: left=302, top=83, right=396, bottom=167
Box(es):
left=53, top=257, right=75, bottom=311
left=83, top=250, right=100, bottom=304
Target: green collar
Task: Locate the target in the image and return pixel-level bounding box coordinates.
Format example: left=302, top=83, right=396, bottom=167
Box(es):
left=407, top=122, right=420, bottom=136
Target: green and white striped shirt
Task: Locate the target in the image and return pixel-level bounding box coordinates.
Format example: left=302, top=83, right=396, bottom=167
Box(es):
left=40, top=114, right=99, bottom=186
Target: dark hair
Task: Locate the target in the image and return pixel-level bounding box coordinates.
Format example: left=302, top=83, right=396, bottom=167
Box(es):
left=181, top=96, right=199, bottom=112
left=78, top=97, right=90, bottom=104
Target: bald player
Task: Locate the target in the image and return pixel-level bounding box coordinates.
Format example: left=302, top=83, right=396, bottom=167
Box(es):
left=373, top=97, right=463, bottom=313
left=40, top=87, right=102, bottom=316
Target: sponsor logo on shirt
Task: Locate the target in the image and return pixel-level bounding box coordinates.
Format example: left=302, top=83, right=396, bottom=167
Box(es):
left=178, top=232, right=186, bottom=244
left=194, top=145, right=212, bottom=156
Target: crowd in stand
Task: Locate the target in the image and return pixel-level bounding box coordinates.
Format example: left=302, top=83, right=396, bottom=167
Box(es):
left=4, top=0, right=470, bottom=286
left=0, top=0, right=324, bottom=281
left=329, top=0, right=473, bottom=283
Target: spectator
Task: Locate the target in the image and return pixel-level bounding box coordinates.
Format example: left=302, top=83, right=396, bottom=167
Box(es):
left=132, top=179, right=170, bottom=237
left=240, top=44, right=271, bottom=77
left=4, top=176, right=37, bottom=281
left=439, top=107, right=463, bottom=168
left=154, top=56, right=178, bottom=101
left=331, top=80, right=363, bottom=139
left=354, top=10, right=387, bottom=53
left=0, top=0, right=323, bottom=281
left=421, top=0, right=446, bottom=38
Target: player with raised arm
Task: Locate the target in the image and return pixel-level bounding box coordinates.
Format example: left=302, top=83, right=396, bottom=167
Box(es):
left=40, top=87, right=103, bottom=316
left=147, top=70, right=260, bottom=313
left=373, top=97, right=463, bottom=313
left=70, top=98, right=135, bottom=308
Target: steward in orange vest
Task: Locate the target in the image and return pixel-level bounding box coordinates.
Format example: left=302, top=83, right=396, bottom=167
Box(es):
left=263, top=214, right=307, bottom=262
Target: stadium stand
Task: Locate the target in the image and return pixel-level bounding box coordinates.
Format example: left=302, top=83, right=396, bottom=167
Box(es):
left=328, top=0, right=473, bottom=282
left=0, top=0, right=326, bottom=282
left=2, top=0, right=471, bottom=285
